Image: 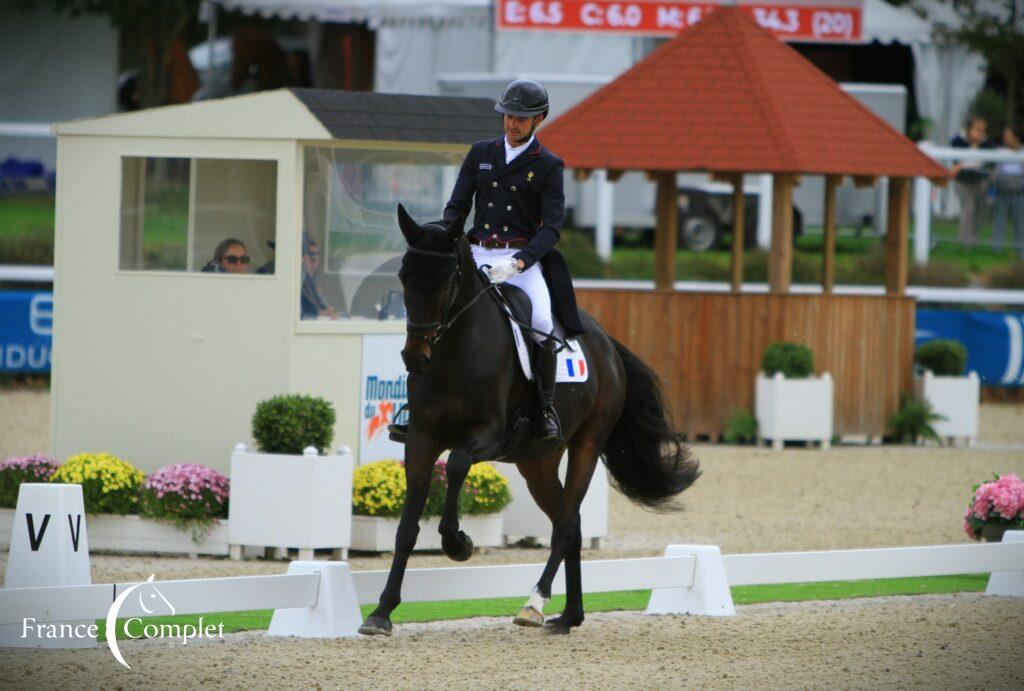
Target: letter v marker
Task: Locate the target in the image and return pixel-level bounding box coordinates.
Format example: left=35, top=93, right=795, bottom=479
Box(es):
left=26, top=513, right=51, bottom=551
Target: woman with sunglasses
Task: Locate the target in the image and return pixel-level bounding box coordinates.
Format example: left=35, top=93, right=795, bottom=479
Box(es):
left=202, top=238, right=250, bottom=273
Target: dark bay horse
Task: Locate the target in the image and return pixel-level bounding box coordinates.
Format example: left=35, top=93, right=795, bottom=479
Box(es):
left=358, top=206, right=700, bottom=636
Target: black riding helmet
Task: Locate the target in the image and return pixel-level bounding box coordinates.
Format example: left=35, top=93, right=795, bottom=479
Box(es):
left=495, top=79, right=549, bottom=118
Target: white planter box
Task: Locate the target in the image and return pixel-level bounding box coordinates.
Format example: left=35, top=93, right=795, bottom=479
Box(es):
left=350, top=513, right=504, bottom=552
left=756, top=372, right=834, bottom=449
left=228, top=446, right=354, bottom=556
left=914, top=371, right=980, bottom=444
left=500, top=454, right=609, bottom=548
left=0, top=507, right=228, bottom=556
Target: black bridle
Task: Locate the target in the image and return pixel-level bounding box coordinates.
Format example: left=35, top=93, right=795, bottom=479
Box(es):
left=403, top=245, right=496, bottom=347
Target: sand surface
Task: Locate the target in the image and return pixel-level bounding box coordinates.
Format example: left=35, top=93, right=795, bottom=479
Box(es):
left=1, top=594, right=1020, bottom=689
left=1, top=391, right=1023, bottom=688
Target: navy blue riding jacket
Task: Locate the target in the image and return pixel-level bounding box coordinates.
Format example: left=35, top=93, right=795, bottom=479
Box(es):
left=443, top=136, right=565, bottom=271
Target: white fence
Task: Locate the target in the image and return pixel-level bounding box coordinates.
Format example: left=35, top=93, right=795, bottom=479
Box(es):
left=1, top=537, right=1021, bottom=646
left=916, top=143, right=1024, bottom=264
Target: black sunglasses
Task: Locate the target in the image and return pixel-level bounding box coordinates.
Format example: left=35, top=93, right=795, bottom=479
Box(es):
left=224, top=255, right=250, bottom=265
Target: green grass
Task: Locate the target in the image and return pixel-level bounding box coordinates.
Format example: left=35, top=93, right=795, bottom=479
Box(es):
left=96, top=573, right=988, bottom=641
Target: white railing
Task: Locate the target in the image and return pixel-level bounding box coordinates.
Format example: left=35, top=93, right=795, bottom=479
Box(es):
left=1, top=539, right=1020, bottom=645
left=0, top=265, right=53, bottom=283
left=916, top=142, right=1024, bottom=264
left=0, top=123, right=54, bottom=139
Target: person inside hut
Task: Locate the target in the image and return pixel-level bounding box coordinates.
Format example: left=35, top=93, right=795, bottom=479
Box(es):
left=389, top=79, right=583, bottom=447
left=201, top=238, right=250, bottom=274
left=300, top=238, right=336, bottom=319
left=950, top=115, right=995, bottom=247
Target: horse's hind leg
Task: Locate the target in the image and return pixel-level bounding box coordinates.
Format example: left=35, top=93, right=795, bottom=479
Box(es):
left=544, top=436, right=602, bottom=635
left=438, top=448, right=474, bottom=561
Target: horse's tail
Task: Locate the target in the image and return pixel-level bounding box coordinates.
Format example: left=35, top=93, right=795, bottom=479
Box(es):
left=601, top=338, right=701, bottom=510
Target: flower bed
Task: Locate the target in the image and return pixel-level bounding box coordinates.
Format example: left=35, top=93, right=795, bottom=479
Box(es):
left=351, top=460, right=510, bottom=552
left=1, top=453, right=233, bottom=553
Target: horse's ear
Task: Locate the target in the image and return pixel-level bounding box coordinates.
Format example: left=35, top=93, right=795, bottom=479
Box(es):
left=446, top=213, right=466, bottom=243
left=397, top=204, right=423, bottom=245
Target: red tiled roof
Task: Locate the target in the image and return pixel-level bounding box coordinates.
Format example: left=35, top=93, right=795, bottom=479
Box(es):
left=540, top=7, right=948, bottom=180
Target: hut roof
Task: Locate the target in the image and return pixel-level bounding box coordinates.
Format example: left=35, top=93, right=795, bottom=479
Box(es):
left=540, top=7, right=947, bottom=181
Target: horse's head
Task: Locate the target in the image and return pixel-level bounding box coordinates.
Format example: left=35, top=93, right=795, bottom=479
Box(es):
left=396, top=204, right=468, bottom=373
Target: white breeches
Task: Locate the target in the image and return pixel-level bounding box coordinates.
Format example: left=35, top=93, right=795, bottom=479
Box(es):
left=471, top=245, right=553, bottom=341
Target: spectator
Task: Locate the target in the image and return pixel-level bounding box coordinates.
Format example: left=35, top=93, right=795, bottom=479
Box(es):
left=202, top=238, right=250, bottom=274
left=993, top=125, right=1024, bottom=251
left=950, top=115, right=995, bottom=248
left=300, top=239, right=336, bottom=318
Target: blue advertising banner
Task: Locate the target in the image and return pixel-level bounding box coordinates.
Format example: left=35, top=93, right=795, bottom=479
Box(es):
left=0, top=291, right=53, bottom=373
left=916, top=309, right=1024, bottom=387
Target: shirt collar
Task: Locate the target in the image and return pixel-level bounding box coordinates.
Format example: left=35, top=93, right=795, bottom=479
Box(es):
left=504, top=134, right=535, bottom=158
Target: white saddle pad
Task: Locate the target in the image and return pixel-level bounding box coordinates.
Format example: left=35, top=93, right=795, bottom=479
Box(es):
left=506, top=310, right=588, bottom=383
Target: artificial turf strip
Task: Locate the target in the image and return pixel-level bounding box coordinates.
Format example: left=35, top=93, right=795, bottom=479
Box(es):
left=97, top=574, right=988, bottom=640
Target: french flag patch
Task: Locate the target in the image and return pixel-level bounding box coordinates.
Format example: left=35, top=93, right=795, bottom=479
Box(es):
left=556, top=341, right=588, bottom=383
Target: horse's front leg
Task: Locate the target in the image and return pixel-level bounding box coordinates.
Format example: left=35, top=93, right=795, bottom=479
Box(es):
left=438, top=448, right=474, bottom=561
left=359, top=434, right=441, bottom=636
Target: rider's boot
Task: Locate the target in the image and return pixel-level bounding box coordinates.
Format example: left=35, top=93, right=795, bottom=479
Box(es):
left=387, top=404, right=409, bottom=444
left=536, top=337, right=564, bottom=448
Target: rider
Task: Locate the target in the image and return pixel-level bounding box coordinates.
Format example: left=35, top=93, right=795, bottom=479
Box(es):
left=391, top=79, right=582, bottom=447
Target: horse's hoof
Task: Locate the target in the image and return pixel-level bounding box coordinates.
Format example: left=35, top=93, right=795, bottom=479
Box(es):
left=544, top=615, right=582, bottom=635
left=442, top=530, right=474, bottom=562
left=512, top=606, right=544, bottom=628
left=358, top=615, right=393, bottom=636
left=543, top=619, right=572, bottom=635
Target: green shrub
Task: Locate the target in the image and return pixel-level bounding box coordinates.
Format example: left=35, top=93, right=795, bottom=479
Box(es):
left=909, top=260, right=969, bottom=287
left=50, top=453, right=145, bottom=514
left=723, top=409, right=758, bottom=444
left=915, top=340, right=967, bottom=376
left=251, top=394, right=336, bottom=455
left=559, top=229, right=608, bottom=278
left=761, top=342, right=815, bottom=378
left=889, top=392, right=945, bottom=445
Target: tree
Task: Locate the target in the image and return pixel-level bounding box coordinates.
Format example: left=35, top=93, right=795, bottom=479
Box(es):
left=936, top=0, right=1024, bottom=128
left=3, top=0, right=202, bottom=109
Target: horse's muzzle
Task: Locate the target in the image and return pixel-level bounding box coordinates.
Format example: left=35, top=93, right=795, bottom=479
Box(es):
left=401, top=348, right=430, bottom=374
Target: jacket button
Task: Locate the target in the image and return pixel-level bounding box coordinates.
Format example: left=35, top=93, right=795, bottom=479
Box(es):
left=511, top=186, right=517, bottom=191
left=506, top=205, right=512, bottom=211
left=503, top=226, right=509, bottom=231
left=488, top=202, right=493, bottom=208
left=484, top=223, right=490, bottom=229
left=492, top=181, right=498, bottom=187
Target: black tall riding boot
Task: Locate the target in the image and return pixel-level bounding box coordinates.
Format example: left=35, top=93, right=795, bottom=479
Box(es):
left=536, top=339, right=564, bottom=448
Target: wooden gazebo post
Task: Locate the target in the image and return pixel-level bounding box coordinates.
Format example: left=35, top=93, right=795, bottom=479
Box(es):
left=822, top=175, right=839, bottom=294
left=769, top=173, right=795, bottom=292
left=885, top=177, right=911, bottom=295
left=654, top=171, right=678, bottom=291
left=731, top=174, right=745, bottom=292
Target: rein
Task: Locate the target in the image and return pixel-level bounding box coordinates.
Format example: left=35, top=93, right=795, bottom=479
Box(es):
left=403, top=244, right=569, bottom=352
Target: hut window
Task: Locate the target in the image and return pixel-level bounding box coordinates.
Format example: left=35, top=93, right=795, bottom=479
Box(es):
left=119, top=157, right=277, bottom=274
left=302, top=147, right=463, bottom=320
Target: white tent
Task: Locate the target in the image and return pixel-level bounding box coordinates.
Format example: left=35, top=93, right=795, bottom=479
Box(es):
left=213, top=0, right=986, bottom=143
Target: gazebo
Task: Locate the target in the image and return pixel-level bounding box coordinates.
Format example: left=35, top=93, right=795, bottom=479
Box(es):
left=540, top=7, right=949, bottom=439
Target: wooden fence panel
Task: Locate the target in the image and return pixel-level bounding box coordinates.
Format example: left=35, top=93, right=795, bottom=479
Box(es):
left=575, top=290, right=915, bottom=438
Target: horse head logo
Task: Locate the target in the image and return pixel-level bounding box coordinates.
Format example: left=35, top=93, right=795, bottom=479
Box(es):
left=105, top=575, right=175, bottom=670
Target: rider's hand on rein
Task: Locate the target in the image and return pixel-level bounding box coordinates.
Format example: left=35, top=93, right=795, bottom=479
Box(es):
left=485, top=256, right=521, bottom=284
